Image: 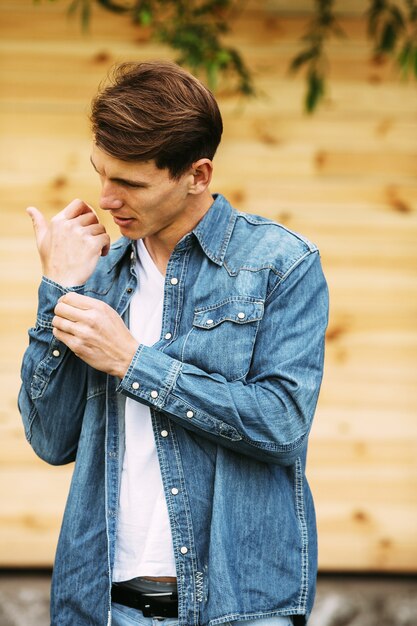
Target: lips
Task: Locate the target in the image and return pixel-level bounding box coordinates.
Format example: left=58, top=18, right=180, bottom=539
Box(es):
left=112, top=215, right=134, bottom=226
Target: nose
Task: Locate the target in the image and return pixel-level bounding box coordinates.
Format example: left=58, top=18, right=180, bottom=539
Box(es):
left=99, top=181, right=123, bottom=211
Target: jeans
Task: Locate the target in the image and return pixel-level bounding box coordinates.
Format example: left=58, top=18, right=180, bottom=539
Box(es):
left=111, top=603, right=293, bottom=626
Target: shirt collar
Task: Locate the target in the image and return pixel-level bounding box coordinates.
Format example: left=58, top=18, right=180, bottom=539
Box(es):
left=107, top=236, right=132, bottom=273
left=108, top=193, right=236, bottom=271
left=192, top=194, right=236, bottom=266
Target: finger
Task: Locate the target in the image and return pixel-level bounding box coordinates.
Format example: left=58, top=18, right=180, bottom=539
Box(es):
left=82, top=222, right=107, bottom=236
left=85, top=202, right=99, bottom=219
left=54, top=300, right=85, bottom=322
left=26, top=206, right=48, bottom=243
left=52, top=326, right=81, bottom=354
left=52, top=314, right=76, bottom=335
left=97, top=232, right=111, bottom=257
left=60, top=199, right=97, bottom=221
left=78, top=229, right=110, bottom=256
left=76, top=211, right=101, bottom=227
left=59, top=292, right=103, bottom=309
left=81, top=227, right=110, bottom=257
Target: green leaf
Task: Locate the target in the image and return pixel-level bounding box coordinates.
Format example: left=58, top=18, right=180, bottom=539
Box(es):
left=398, top=40, right=412, bottom=78
left=289, top=48, right=318, bottom=73
left=305, top=70, right=325, bottom=113
left=379, top=21, right=397, bottom=52
left=215, top=49, right=232, bottom=67
left=139, top=9, right=152, bottom=25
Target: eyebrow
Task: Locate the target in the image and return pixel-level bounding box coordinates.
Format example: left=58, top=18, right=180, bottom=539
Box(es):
left=89, top=156, right=150, bottom=187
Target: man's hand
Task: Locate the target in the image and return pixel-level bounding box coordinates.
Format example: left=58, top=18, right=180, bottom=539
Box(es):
left=52, top=292, right=139, bottom=378
left=27, top=199, right=111, bottom=287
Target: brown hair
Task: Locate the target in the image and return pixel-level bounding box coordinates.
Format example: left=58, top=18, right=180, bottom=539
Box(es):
left=90, top=60, right=223, bottom=179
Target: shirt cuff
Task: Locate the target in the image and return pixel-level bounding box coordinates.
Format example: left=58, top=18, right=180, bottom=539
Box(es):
left=117, top=344, right=183, bottom=409
left=35, top=277, right=85, bottom=329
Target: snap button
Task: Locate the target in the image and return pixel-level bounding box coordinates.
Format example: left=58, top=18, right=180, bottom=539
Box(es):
left=170, top=277, right=178, bottom=285
left=126, top=287, right=133, bottom=294
left=206, top=319, right=214, bottom=326
left=150, top=390, right=159, bottom=399
left=52, top=349, right=60, bottom=358
left=165, top=332, right=172, bottom=340
left=132, top=382, right=140, bottom=390
left=237, top=312, right=246, bottom=320
left=171, top=488, right=179, bottom=495
left=186, top=410, right=194, bottom=418
left=180, top=546, right=188, bottom=555
left=161, top=430, right=169, bottom=438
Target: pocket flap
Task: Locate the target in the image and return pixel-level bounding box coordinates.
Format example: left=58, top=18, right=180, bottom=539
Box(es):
left=193, top=299, right=264, bottom=329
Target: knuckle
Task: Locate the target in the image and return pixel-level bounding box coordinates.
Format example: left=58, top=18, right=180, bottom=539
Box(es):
left=77, top=326, right=88, bottom=340
left=86, top=310, right=98, bottom=327
left=72, top=336, right=84, bottom=352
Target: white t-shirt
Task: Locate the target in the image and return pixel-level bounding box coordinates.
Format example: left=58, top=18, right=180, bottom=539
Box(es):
left=113, top=239, right=176, bottom=582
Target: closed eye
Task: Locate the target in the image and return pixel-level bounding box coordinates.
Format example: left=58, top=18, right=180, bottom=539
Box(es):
left=89, top=155, right=150, bottom=189
left=116, top=179, right=148, bottom=189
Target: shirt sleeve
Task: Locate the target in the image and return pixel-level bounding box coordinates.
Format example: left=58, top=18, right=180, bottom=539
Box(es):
left=18, top=277, right=88, bottom=465
left=118, top=251, right=329, bottom=466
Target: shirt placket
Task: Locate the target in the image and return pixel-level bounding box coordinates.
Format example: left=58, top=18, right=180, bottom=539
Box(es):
left=106, top=246, right=138, bottom=601
left=150, top=241, right=200, bottom=626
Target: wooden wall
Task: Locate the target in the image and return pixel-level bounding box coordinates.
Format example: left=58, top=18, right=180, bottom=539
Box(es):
left=1, top=0, right=416, bottom=571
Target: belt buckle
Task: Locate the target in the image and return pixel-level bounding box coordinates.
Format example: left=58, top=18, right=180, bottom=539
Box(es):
left=142, top=606, right=168, bottom=619
left=141, top=597, right=175, bottom=619
left=142, top=605, right=157, bottom=618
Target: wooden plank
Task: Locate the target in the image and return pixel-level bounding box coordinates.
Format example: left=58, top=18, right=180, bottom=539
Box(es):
left=266, top=0, right=369, bottom=16
left=315, top=502, right=417, bottom=572
left=2, top=137, right=417, bottom=184
left=0, top=3, right=382, bottom=43
left=1, top=108, right=417, bottom=155
left=0, top=38, right=404, bottom=83
left=1, top=0, right=417, bottom=573
left=0, top=467, right=71, bottom=566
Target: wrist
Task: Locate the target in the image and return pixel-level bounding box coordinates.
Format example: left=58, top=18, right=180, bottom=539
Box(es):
left=115, top=339, right=139, bottom=379
left=42, top=267, right=87, bottom=288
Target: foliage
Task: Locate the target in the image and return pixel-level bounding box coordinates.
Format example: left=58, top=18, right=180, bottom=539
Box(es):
left=289, top=0, right=344, bottom=113
left=36, top=0, right=417, bottom=113
left=39, top=0, right=254, bottom=96
left=291, top=0, right=417, bottom=113
left=367, top=0, right=417, bottom=80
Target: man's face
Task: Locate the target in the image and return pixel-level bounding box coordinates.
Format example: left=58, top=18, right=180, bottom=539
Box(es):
left=90, top=144, right=195, bottom=241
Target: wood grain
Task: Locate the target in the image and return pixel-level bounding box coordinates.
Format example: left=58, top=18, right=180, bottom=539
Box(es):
left=0, top=0, right=416, bottom=572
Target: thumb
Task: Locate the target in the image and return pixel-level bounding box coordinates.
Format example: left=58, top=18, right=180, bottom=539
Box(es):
left=26, top=206, right=48, bottom=243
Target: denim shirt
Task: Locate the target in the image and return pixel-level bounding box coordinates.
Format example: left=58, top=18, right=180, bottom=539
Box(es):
left=19, top=194, right=328, bottom=626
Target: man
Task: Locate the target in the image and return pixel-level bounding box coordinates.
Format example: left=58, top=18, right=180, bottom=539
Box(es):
left=19, top=61, right=328, bottom=626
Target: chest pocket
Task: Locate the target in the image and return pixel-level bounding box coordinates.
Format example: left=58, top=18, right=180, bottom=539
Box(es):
left=182, top=298, right=264, bottom=381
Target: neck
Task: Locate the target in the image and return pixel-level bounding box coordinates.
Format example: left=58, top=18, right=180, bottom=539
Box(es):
left=143, top=191, right=213, bottom=275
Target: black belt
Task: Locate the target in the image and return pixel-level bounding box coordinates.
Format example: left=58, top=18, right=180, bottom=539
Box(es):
left=112, top=577, right=178, bottom=618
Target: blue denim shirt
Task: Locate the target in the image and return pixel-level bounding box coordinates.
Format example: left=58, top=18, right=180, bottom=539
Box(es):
left=19, top=194, right=328, bottom=626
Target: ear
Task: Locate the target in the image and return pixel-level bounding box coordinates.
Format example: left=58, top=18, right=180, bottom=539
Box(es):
left=188, top=159, right=213, bottom=195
